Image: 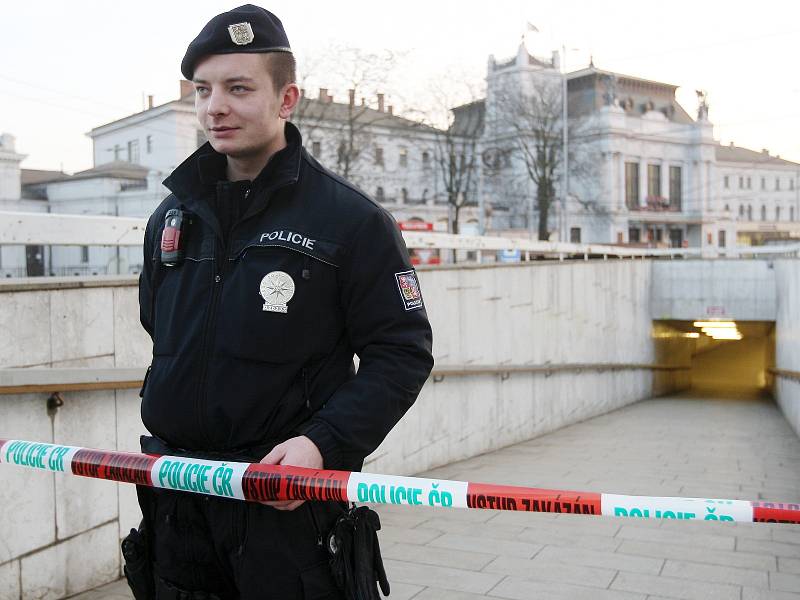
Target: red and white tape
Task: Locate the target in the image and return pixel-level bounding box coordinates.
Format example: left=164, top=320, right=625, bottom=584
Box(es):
left=1, top=439, right=798, bottom=524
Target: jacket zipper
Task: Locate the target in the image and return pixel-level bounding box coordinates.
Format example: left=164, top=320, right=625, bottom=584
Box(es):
left=194, top=184, right=248, bottom=446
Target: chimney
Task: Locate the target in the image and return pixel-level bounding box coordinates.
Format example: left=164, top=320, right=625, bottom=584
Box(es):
left=327, top=93, right=334, bottom=103
left=377, top=93, right=385, bottom=113
left=180, top=79, right=193, bottom=99
left=319, top=88, right=328, bottom=101
left=387, top=105, right=393, bottom=116
left=762, top=148, right=769, bottom=155
left=361, top=97, right=365, bottom=107
left=729, top=141, right=734, bottom=148
left=147, top=95, right=154, bottom=109
left=348, top=89, right=355, bottom=107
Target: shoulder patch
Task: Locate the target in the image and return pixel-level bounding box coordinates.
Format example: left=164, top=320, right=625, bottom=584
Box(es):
left=395, top=270, right=424, bottom=311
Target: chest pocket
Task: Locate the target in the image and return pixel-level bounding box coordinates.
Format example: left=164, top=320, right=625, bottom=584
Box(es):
left=215, top=235, right=345, bottom=364
left=151, top=225, right=216, bottom=357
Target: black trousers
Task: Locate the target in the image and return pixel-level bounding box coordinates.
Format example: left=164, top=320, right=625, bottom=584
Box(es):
left=140, top=487, right=346, bottom=600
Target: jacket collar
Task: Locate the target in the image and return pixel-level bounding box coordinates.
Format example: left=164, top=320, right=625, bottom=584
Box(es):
left=163, top=121, right=303, bottom=219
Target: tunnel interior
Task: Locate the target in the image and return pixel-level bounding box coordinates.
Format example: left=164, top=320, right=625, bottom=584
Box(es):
left=654, top=320, right=776, bottom=397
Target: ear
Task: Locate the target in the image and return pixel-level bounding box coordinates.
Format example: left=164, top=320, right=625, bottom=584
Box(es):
left=279, top=84, right=300, bottom=119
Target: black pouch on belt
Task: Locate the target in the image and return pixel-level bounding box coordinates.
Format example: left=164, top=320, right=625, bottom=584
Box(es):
left=327, top=505, right=390, bottom=599
left=121, top=486, right=155, bottom=599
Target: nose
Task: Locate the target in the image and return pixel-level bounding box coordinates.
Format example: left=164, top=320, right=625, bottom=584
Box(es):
left=206, top=88, right=230, bottom=118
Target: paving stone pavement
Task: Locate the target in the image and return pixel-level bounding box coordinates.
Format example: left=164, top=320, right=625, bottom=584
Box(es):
left=73, top=393, right=800, bottom=599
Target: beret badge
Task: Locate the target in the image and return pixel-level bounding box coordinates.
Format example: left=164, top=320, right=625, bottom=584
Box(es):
left=228, top=22, right=255, bottom=45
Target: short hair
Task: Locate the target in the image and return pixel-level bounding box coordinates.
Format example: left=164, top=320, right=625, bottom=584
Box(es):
left=263, top=52, right=296, bottom=91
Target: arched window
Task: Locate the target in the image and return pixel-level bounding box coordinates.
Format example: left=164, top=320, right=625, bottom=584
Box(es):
left=401, top=188, right=408, bottom=203
left=375, top=187, right=385, bottom=202
left=738, top=205, right=744, bottom=218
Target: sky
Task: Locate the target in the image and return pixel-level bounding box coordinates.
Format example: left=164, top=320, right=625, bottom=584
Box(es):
left=2, top=0, right=799, bottom=173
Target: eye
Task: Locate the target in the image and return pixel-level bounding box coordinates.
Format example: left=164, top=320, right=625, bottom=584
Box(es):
left=195, top=86, right=209, bottom=95
left=231, top=85, right=250, bottom=93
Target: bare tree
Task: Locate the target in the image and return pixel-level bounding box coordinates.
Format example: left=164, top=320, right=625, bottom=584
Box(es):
left=412, top=78, right=485, bottom=235
left=290, top=46, right=401, bottom=186
left=496, top=79, right=563, bottom=240
left=493, top=73, right=604, bottom=241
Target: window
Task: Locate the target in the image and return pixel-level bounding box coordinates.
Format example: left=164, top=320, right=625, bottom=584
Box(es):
left=422, top=151, right=430, bottom=168
left=399, top=147, right=408, bottom=168
left=669, top=166, right=682, bottom=209
left=776, top=206, right=782, bottom=221
left=647, top=164, right=661, bottom=198
left=738, top=176, right=743, bottom=189
left=401, top=188, right=408, bottom=203
left=791, top=179, right=795, bottom=191
left=747, top=176, right=752, bottom=189
left=747, top=205, right=753, bottom=220
left=375, top=187, right=385, bottom=202
left=337, top=142, right=347, bottom=164
left=127, top=140, right=139, bottom=163
left=312, top=141, right=321, bottom=157
left=724, top=175, right=729, bottom=189
left=739, top=205, right=744, bottom=218
left=719, top=230, right=726, bottom=248
left=113, top=144, right=121, bottom=161
left=792, top=206, right=796, bottom=221
left=80, top=246, right=89, bottom=264
left=761, top=205, right=767, bottom=221
left=375, top=147, right=384, bottom=166
left=656, top=229, right=663, bottom=242
left=146, top=135, right=153, bottom=154
left=724, top=204, right=730, bottom=213
left=761, top=177, right=766, bottom=190
left=628, top=227, right=641, bottom=243
left=776, top=177, right=781, bottom=191
left=625, top=162, right=639, bottom=209
left=570, top=227, right=581, bottom=243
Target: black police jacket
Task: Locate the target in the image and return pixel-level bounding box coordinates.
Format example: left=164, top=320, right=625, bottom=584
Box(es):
left=139, top=123, right=434, bottom=470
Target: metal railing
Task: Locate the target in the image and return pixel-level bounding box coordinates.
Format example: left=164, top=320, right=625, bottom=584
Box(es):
left=1, top=210, right=799, bottom=263
left=0, top=363, right=690, bottom=395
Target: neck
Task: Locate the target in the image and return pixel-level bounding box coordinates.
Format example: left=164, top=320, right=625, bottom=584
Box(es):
left=225, top=127, right=288, bottom=182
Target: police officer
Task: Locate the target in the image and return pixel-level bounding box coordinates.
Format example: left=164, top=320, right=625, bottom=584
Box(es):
left=133, top=5, right=433, bottom=598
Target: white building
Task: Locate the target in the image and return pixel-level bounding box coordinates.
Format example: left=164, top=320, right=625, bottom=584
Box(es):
left=467, top=43, right=800, bottom=248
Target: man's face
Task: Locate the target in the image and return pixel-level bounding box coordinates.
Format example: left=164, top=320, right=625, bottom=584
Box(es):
left=192, top=53, right=285, bottom=159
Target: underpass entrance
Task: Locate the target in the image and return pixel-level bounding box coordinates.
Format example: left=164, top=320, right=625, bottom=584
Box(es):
left=655, top=320, right=775, bottom=397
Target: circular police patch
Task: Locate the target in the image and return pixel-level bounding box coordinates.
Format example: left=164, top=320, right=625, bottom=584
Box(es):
left=259, top=271, right=295, bottom=314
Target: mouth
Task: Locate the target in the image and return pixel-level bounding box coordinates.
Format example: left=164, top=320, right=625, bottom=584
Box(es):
left=210, top=126, right=239, bottom=132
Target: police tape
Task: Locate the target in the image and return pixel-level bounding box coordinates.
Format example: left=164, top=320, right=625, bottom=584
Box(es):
left=1, top=438, right=798, bottom=524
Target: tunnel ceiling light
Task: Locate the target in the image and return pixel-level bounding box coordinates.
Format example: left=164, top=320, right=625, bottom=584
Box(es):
left=685, top=332, right=700, bottom=338
left=693, top=321, right=737, bottom=328
left=707, top=331, right=743, bottom=340
left=701, top=326, right=739, bottom=334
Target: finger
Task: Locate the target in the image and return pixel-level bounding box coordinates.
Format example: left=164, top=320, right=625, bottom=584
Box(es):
left=260, top=445, right=286, bottom=465
left=259, top=500, right=294, bottom=508
left=273, top=500, right=305, bottom=511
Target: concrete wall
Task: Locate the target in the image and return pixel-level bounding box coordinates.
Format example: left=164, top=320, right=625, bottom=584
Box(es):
left=0, top=260, right=675, bottom=599
left=651, top=259, right=777, bottom=321
left=774, top=260, right=800, bottom=435
left=0, top=280, right=151, bottom=599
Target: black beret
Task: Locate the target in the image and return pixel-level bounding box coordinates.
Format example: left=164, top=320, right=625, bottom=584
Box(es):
left=181, top=4, right=291, bottom=80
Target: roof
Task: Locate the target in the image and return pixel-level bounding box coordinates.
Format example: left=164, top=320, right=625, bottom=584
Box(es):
left=21, top=169, right=70, bottom=185
left=291, top=97, right=442, bottom=134
left=567, top=66, right=694, bottom=124
left=450, top=100, right=486, bottom=137
left=70, top=161, right=150, bottom=181
left=715, top=144, right=800, bottom=167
